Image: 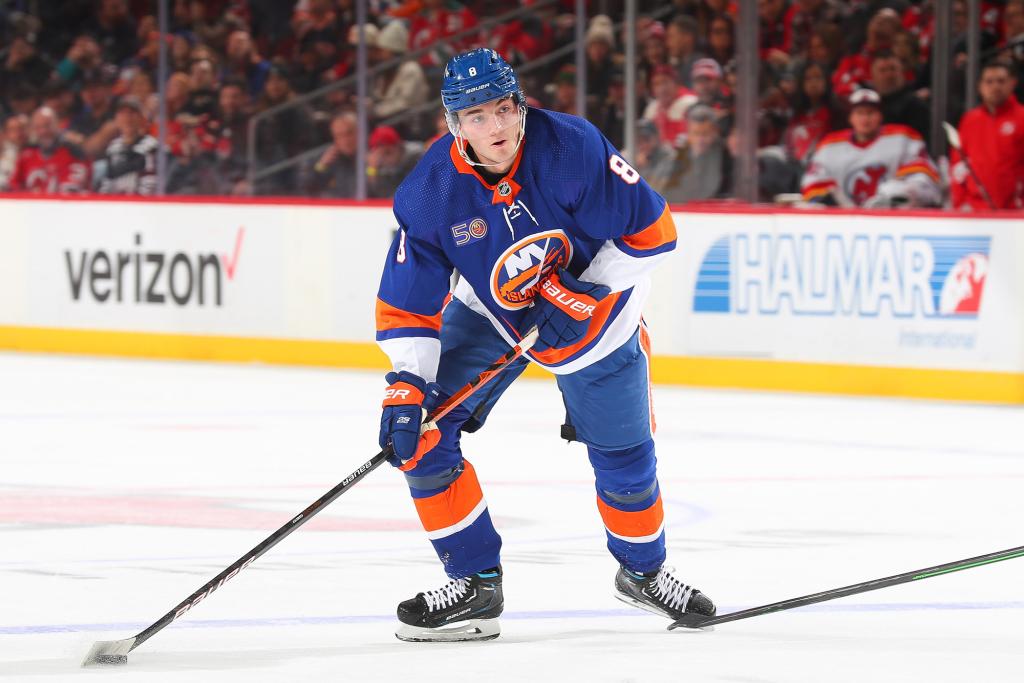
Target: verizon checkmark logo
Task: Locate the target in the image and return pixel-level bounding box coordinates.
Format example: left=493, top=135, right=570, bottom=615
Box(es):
left=222, top=226, right=245, bottom=281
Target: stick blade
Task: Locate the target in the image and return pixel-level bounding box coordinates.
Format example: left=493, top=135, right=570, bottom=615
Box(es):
left=81, top=637, right=135, bottom=667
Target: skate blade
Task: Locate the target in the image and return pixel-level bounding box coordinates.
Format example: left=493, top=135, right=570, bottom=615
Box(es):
left=395, top=618, right=500, bottom=643
left=614, top=592, right=715, bottom=632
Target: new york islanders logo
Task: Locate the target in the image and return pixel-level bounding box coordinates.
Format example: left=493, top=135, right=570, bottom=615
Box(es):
left=490, top=230, right=572, bottom=310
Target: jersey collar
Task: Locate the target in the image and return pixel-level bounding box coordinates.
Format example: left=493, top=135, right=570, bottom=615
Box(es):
left=449, top=138, right=524, bottom=206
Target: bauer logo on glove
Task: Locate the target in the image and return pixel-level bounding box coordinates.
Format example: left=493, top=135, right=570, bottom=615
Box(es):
left=523, top=268, right=611, bottom=352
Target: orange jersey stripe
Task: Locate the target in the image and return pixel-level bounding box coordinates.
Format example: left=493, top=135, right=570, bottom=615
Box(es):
left=620, top=203, right=677, bottom=252
left=413, top=460, right=485, bottom=533
left=896, top=163, right=940, bottom=182
left=596, top=493, right=664, bottom=540
left=376, top=297, right=442, bottom=333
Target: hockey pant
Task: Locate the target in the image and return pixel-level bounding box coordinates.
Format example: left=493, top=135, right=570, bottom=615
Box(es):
left=401, top=297, right=665, bottom=578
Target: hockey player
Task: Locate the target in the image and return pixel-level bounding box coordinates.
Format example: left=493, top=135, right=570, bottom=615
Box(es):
left=375, top=48, right=715, bottom=642
left=800, top=88, right=942, bottom=208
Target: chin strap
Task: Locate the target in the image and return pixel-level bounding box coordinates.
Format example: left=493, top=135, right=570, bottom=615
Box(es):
left=452, top=105, right=527, bottom=169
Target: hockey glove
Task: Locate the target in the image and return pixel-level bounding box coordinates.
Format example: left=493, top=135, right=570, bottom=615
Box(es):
left=379, top=371, right=441, bottom=472
left=523, top=268, right=611, bottom=352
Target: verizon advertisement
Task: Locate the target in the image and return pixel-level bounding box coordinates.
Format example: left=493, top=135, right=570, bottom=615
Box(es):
left=647, top=211, right=1024, bottom=373
left=0, top=199, right=393, bottom=341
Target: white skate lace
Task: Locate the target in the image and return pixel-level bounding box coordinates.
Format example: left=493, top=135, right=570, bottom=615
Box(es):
left=422, top=577, right=472, bottom=612
left=649, top=567, right=694, bottom=611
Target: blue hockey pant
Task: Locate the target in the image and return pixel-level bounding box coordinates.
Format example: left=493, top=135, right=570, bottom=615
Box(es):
left=402, top=298, right=666, bottom=578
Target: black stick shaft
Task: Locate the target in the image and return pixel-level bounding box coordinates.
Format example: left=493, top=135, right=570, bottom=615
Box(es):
left=127, top=329, right=538, bottom=652
left=680, top=544, right=1024, bottom=629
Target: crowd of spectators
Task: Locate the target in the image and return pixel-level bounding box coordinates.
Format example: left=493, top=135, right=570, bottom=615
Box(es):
left=0, top=0, right=1020, bottom=209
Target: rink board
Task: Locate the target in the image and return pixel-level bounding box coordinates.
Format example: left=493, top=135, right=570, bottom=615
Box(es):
left=0, top=196, right=1021, bottom=402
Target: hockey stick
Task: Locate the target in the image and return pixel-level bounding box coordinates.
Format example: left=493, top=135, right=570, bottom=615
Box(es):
left=942, top=121, right=997, bottom=210
left=83, top=326, right=540, bottom=666
left=668, top=544, right=1024, bottom=630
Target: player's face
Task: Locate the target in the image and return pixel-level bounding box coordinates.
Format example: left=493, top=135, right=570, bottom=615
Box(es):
left=456, top=96, right=521, bottom=172
left=849, top=105, right=882, bottom=138
left=979, top=67, right=1014, bottom=108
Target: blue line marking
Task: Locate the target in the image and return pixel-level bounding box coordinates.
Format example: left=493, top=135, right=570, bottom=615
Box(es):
left=4, top=602, right=1023, bottom=635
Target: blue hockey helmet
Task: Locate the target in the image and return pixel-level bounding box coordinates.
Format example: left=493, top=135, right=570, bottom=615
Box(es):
left=441, top=48, right=526, bottom=115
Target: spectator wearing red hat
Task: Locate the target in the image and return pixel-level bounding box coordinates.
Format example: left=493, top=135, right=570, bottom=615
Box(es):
left=951, top=61, right=1024, bottom=210
left=367, top=124, right=422, bottom=198
left=642, top=63, right=696, bottom=148
left=691, top=57, right=731, bottom=114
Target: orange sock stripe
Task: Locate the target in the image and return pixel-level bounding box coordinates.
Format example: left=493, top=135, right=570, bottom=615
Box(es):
left=413, top=460, right=485, bottom=534
left=596, top=493, right=664, bottom=540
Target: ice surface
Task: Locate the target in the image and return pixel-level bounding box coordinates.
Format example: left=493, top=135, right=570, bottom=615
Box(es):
left=1, top=351, right=1022, bottom=682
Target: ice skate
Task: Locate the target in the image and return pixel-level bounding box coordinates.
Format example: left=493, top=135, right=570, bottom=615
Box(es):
left=614, top=565, right=715, bottom=629
left=395, top=567, right=503, bottom=642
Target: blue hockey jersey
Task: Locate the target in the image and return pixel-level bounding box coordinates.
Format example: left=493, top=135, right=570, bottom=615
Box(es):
left=375, top=108, right=677, bottom=381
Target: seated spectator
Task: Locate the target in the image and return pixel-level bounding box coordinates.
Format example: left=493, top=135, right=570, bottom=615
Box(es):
left=632, top=118, right=677, bottom=194
left=691, top=58, right=730, bottom=115
left=55, top=34, right=104, bottom=89
left=66, top=68, right=120, bottom=159
left=222, top=29, right=271, bottom=99
left=638, top=20, right=667, bottom=98
left=94, top=97, right=159, bottom=195
left=660, top=104, right=733, bottom=203
left=292, top=33, right=340, bottom=94
left=783, top=61, right=841, bottom=165
left=86, top=0, right=138, bottom=65
left=806, top=22, right=843, bottom=72
left=641, top=64, right=696, bottom=148
left=596, top=69, right=626, bottom=150
left=950, top=61, right=1024, bottom=210
left=800, top=88, right=941, bottom=208
left=9, top=106, right=90, bottom=194
left=0, top=114, right=28, bottom=190
left=307, top=111, right=358, bottom=198
left=209, top=78, right=251, bottom=195
left=548, top=64, right=579, bottom=116
left=371, top=21, right=429, bottom=128
left=870, top=50, right=930, bottom=146
left=759, top=0, right=791, bottom=70
left=833, top=8, right=902, bottom=100
left=891, top=30, right=926, bottom=90
left=665, top=15, right=701, bottom=88
left=251, top=61, right=314, bottom=195
left=999, top=0, right=1024, bottom=102
left=584, top=15, right=616, bottom=118
left=6, top=84, right=40, bottom=118
left=0, top=32, right=54, bottom=100
left=184, top=58, right=219, bottom=117
left=706, top=14, right=735, bottom=68
left=786, top=0, right=847, bottom=57
left=367, top=124, right=421, bottom=198
left=40, top=79, right=76, bottom=130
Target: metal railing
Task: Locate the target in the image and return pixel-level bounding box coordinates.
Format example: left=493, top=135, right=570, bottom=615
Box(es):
left=245, top=0, right=559, bottom=195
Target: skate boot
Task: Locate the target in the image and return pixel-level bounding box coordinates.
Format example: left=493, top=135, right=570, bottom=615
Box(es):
left=614, top=565, right=716, bottom=628
left=395, top=566, right=503, bottom=642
